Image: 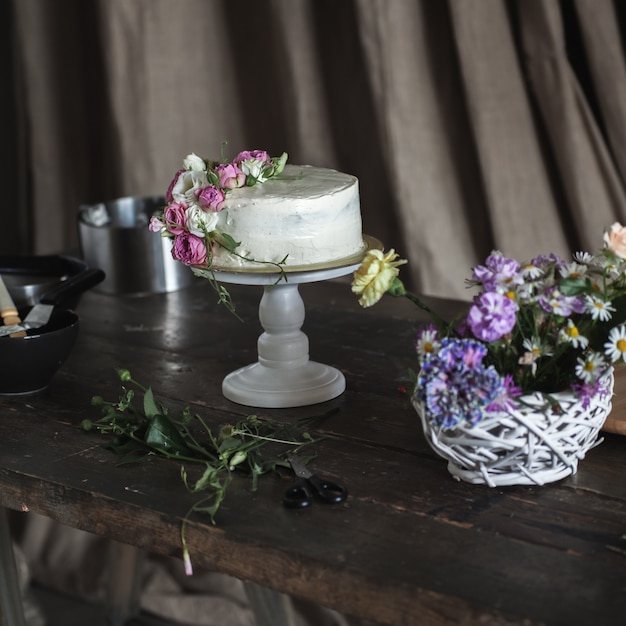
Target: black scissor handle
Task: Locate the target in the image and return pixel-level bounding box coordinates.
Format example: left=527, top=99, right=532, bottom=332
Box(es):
left=307, top=475, right=348, bottom=504
left=283, top=479, right=313, bottom=508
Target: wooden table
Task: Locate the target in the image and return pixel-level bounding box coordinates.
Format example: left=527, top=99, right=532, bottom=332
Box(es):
left=1, top=279, right=626, bottom=626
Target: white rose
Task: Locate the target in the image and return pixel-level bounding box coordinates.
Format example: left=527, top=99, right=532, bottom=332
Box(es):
left=185, top=205, right=219, bottom=237
left=171, top=170, right=209, bottom=205
left=239, top=158, right=266, bottom=182
left=183, top=153, right=207, bottom=171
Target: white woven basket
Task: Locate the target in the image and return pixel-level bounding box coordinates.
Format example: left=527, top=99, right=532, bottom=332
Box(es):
left=413, top=369, right=614, bottom=487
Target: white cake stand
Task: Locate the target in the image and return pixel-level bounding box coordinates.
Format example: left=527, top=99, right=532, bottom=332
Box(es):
left=214, top=237, right=380, bottom=409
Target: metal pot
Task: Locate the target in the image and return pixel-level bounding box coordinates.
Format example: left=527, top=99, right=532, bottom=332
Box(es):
left=78, top=196, right=194, bottom=295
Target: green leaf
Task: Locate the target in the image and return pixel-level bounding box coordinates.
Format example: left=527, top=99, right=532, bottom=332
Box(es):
left=192, top=465, right=224, bottom=492
left=220, top=233, right=240, bottom=252
left=558, top=276, right=590, bottom=296
left=145, top=414, right=192, bottom=456
left=143, top=387, right=160, bottom=418
left=218, top=436, right=241, bottom=453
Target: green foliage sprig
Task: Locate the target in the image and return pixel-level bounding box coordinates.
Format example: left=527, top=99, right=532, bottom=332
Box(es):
left=81, top=369, right=320, bottom=574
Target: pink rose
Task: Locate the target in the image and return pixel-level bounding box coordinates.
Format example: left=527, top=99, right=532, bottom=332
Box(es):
left=234, top=150, right=271, bottom=182
left=234, top=150, right=270, bottom=165
left=195, top=185, right=226, bottom=212
left=149, top=216, right=164, bottom=233
left=166, top=169, right=185, bottom=203
left=171, top=232, right=207, bottom=266
left=163, top=202, right=187, bottom=235
left=604, top=222, right=626, bottom=259
left=215, top=163, right=245, bottom=189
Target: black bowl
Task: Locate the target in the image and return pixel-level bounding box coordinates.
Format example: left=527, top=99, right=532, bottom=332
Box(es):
left=0, top=308, right=79, bottom=395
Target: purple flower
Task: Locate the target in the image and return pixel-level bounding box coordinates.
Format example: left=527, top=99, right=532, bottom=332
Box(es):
left=485, top=375, right=522, bottom=412
left=472, top=252, right=521, bottom=292
left=571, top=375, right=610, bottom=408
left=171, top=232, right=207, bottom=266
left=415, top=338, right=506, bottom=428
left=531, top=253, right=566, bottom=270
left=149, top=216, right=163, bottom=233
left=163, top=202, right=187, bottom=235
left=234, top=149, right=270, bottom=165
left=467, top=292, right=517, bottom=342
left=538, top=286, right=586, bottom=317
left=215, top=163, right=245, bottom=190
left=196, top=185, right=226, bottom=212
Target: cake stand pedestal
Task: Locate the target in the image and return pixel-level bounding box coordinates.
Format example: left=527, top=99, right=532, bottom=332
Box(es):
left=215, top=264, right=361, bottom=408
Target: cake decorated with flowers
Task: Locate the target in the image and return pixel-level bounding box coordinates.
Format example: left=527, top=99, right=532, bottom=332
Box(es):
left=150, top=150, right=364, bottom=272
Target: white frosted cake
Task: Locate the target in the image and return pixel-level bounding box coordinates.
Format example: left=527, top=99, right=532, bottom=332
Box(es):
left=211, top=164, right=363, bottom=269
left=153, top=150, right=364, bottom=272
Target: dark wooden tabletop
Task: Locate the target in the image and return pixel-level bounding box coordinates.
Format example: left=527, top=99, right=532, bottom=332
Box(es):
left=1, top=279, right=626, bottom=626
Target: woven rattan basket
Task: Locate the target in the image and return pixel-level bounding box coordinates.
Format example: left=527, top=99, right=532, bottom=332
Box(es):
left=413, top=369, right=614, bottom=487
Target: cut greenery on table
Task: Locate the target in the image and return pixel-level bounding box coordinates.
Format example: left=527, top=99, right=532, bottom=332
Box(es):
left=81, top=369, right=321, bottom=574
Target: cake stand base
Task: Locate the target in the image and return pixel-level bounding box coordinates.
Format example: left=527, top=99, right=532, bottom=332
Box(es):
left=223, top=361, right=345, bottom=409
left=215, top=262, right=364, bottom=409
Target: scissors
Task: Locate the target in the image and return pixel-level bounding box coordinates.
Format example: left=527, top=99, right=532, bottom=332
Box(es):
left=282, top=452, right=348, bottom=509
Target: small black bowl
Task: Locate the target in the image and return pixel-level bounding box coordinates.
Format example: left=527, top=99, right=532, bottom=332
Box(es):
left=0, top=308, right=79, bottom=395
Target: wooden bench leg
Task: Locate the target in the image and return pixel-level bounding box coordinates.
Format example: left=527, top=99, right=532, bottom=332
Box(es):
left=243, top=582, right=297, bottom=626
left=0, top=507, right=26, bottom=626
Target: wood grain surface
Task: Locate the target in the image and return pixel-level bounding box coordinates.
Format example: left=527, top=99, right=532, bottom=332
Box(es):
left=1, top=281, right=625, bottom=626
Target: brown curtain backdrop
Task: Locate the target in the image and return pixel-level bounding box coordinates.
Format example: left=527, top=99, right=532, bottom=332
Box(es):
left=6, top=0, right=626, bottom=300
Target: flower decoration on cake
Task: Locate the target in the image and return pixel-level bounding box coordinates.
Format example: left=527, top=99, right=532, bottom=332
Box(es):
left=352, top=224, right=626, bottom=430
left=150, top=149, right=288, bottom=268
left=150, top=149, right=287, bottom=313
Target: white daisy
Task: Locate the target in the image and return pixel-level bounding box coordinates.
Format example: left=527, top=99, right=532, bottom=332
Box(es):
left=604, top=325, right=626, bottom=363
left=416, top=328, right=440, bottom=361
left=585, top=295, right=615, bottom=322
left=519, top=263, right=543, bottom=280
left=559, top=262, right=587, bottom=280
left=522, top=337, right=553, bottom=358
left=558, top=319, right=589, bottom=349
left=573, top=251, right=594, bottom=264
left=575, top=353, right=605, bottom=383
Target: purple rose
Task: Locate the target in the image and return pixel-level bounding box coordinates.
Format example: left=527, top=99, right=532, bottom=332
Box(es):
left=196, top=185, right=226, bottom=212
left=163, top=202, right=187, bottom=235
left=215, top=163, right=245, bottom=190
left=467, top=292, right=517, bottom=342
left=165, top=169, right=185, bottom=203
left=171, top=232, right=207, bottom=266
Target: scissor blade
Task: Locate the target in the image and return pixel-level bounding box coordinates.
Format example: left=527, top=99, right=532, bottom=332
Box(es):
left=286, top=453, right=313, bottom=479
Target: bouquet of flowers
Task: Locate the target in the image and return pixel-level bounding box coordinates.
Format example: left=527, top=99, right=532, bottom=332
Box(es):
left=149, top=149, right=288, bottom=312
left=351, top=225, right=626, bottom=484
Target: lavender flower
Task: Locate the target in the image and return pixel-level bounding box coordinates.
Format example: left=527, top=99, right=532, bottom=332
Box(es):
left=472, top=252, right=521, bottom=292
left=416, top=339, right=506, bottom=429
left=467, top=292, right=517, bottom=342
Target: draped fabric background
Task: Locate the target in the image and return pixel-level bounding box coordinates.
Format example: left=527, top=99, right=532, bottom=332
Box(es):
left=6, top=0, right=626, bottom=300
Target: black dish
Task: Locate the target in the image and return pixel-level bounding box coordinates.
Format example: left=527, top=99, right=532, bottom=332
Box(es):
left=0, top=308, right=79, bottom=395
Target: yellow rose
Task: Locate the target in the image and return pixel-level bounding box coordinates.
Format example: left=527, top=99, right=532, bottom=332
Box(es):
left=604, top=222, right=626, bottom=259
left=351, top=249, right=408, bottom=307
